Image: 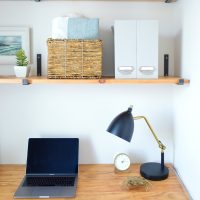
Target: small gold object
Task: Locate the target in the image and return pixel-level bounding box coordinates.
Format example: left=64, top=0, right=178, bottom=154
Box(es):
left=122, top=176, right=152, bottom=191
left=133, top=115, right=166, bottom=152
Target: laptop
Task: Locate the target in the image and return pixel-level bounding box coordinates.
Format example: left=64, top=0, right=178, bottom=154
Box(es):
left=14, top=138, right=79, bottom=199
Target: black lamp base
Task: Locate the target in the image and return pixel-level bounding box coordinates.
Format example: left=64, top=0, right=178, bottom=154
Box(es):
left=140, top=162, right=169, bottom=181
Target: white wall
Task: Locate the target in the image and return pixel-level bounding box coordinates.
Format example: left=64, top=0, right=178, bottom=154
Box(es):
left=0, top=1, right=177, bottom=165
left=173, top=0, right=200, bottom=199
left=0, top=84, right=174, bottom=164
left=0, top=1, right=177, bottom=76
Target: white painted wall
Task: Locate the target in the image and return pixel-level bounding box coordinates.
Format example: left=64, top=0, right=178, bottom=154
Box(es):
left=0, top=1, right=177, bottom=165
left=173, top=0, right=200, bottom=199
left=0, top=1, right=177, bottom=76
left=0, top=84, right=174, bottom=164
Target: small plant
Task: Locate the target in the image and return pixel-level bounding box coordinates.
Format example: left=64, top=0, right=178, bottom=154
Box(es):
left=122, top=176, right=152, bottom=191
left=16, top=49, right=29, bottom=66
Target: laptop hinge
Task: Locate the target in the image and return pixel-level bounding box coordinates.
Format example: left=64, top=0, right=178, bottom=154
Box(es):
left=26, top=173, right=76, bottom=176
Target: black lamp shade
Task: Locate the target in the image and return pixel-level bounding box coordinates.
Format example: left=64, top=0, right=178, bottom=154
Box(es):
left=107, top=107, right=134, bottom=142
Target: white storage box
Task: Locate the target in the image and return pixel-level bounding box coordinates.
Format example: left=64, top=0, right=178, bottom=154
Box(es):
left=114, top=20, right=159, bottom=79
left=114, top=20, right=137, bottom=79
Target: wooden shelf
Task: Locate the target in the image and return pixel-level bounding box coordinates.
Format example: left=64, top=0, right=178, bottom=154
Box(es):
left=0, top=76, right=189, bottom=85
left=29, top=0, right=178, bottom=3
left=32, top=0, right=178, bottom=3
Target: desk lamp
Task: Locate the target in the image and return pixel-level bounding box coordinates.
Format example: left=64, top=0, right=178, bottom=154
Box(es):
left=107, top=105, right=169, bottom=181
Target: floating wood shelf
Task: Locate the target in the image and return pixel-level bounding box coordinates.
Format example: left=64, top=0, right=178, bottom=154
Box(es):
left=0, top=76, right=189, bottom=85
left=32, top=0, right=177, bottom=3
left=0, top=0, right=178, bottom=2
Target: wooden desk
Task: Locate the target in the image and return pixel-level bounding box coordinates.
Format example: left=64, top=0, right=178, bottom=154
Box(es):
left=0, top=164, right=189, bottom=200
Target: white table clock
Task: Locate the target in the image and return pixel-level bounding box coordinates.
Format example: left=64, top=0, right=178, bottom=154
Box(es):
left=114, top=153, right=131, bottom=172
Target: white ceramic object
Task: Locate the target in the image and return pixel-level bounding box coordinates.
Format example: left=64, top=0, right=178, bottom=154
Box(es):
left=14, top=66, right=31, bottom=78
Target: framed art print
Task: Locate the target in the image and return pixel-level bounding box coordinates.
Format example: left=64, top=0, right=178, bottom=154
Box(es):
left=0, top=27, right=30, bottom=65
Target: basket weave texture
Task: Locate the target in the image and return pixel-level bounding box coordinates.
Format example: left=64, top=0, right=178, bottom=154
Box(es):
left=47, top=39, right=102, bottom=79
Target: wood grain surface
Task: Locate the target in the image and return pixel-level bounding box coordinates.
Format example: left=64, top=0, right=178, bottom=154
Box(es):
left=0, top=76, right=190, bottom=85
left=0, top=164, right=189, bottom=200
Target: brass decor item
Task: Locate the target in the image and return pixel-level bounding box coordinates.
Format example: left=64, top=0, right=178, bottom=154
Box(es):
left=122, top=176, right=152, bottom=191
left=47, top=39, right=102, bottom=79
left=133, top=115, right=166, bottom=153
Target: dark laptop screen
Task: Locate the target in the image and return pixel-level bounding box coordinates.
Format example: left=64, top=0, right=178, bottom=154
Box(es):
left=26, top=138, right=79, bottom=174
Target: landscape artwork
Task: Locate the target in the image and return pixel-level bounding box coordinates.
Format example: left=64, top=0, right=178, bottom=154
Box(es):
left=0, top=36, right=22, bottom=56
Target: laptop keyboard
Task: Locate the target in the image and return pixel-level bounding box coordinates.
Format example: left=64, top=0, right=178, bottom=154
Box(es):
left=23, top=176, right=75, bottom=186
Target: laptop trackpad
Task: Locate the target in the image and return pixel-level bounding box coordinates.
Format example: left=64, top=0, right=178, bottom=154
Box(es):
left=32, top=187, right=76, bottom=198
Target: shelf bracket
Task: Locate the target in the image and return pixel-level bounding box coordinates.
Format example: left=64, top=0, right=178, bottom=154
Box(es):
left=165, top=0, right=177, bottom=3
left=22, top=79, right=30, bottom=85
left=177, top=79, right=185, bottom=85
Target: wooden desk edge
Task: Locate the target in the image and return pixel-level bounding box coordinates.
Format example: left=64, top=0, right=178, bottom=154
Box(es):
left=0, top=164, right=190, bottom=200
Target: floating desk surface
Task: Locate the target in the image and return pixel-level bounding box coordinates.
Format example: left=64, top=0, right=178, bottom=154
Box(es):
left=0, top=164, right=189, bottom=200
left=8, top=0, right=178, bottom=2
left=0, top=76, right=190, bottom=85
left=30, top=0, right=178, bottom=3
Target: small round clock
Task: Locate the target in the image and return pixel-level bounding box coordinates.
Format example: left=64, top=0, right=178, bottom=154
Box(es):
left=114, top=153, right=131, bottom=172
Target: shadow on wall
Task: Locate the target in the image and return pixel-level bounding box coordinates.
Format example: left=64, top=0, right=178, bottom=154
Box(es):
left=79, top=137, right=97, bottom=164
left=99, top=28, right=114, bottom=77
left=174, top=30, right=183, bottom=76
left=159, top=35, right=176, bottom=76
left=40, top=132, right=97, bottom=164
left=30, top=28, right=34, bottom=67
left=128, top=150, right=148, bottom=164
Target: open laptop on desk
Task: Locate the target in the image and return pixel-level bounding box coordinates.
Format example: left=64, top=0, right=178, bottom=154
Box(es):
left=14, top=138, right=79, bottom=199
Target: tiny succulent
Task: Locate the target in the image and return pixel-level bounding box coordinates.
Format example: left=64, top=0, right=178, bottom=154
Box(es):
left=16, top=49, right=29, bottom=66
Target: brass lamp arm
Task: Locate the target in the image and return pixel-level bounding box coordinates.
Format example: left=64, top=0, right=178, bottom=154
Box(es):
left=133, top=116, right=166, bottom=152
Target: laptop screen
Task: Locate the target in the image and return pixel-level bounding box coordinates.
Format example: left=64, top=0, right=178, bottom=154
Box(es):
left=26, top=138, right=79, bottom=174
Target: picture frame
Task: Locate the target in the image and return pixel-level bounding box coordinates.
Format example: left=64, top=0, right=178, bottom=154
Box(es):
left=0, top=27, right=30, bottom=65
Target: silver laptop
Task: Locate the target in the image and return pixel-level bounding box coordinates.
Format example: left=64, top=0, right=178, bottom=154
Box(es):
left=14, top=138, right=79, bottom=199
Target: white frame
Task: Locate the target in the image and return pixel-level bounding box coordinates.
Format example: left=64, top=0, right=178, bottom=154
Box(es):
left=0, top=27, right=30, bottom=65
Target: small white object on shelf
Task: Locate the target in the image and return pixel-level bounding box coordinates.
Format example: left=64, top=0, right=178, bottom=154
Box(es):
left=14, top=49, right=30, bottom=78
left=14, top=66, right=31, bottom=78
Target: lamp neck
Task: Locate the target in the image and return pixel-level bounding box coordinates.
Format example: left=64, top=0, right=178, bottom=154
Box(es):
left=133, top=116, right=166, bottom=152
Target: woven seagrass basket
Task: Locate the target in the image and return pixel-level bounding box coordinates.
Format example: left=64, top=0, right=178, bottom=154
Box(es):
left=47, top=39, right=102, bottom=79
